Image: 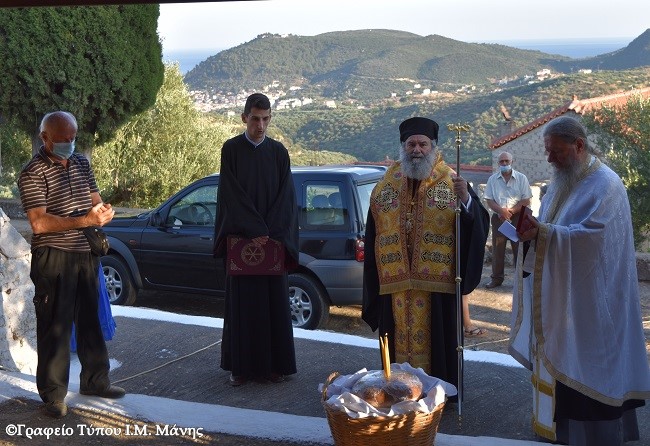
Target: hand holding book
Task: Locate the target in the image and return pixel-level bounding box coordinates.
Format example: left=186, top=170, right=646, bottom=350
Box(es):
left=515, top=206, right=538, bottom=241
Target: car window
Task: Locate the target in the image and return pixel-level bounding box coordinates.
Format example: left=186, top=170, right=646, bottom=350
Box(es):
left=304, top=184, right=346, bottom=228
left=167, top=184, right=217, bottom=226
left=357, top=181, right=378, bottom=225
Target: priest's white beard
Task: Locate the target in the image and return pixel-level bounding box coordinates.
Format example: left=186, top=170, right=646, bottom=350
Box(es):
left=545, top=155, right=589, bottom=221
left=399, top=147, right=436, bottom=180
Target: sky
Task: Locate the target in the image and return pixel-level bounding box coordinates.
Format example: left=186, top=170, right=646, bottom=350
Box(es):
left=0, top=305, right=536, bottom=446
left=157, top=0, right=650, bottom=52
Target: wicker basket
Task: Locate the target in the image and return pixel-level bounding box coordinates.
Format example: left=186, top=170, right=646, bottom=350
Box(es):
left=322, top=372, right=445, bottom=446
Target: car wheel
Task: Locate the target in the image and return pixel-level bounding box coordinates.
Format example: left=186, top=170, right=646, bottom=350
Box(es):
left=101, top=254, right=137, bottom=306
left=288, top=273, right=329, bottom=330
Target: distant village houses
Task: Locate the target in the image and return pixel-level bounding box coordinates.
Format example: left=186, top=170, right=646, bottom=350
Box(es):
left=187, top=65, right=584, bottom=114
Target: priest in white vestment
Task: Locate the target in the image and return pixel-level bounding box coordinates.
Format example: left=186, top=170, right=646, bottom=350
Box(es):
left=510, top=116, right=650, bottom=446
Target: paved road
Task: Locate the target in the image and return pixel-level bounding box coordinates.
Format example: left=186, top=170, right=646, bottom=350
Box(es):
left=2, top=210, right=648, bottom=445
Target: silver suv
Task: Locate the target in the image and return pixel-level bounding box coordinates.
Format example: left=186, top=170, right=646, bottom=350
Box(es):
left=101, top=165, right=386, bottom=329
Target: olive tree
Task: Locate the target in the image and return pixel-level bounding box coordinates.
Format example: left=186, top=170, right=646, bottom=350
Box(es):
left=0, top=5, right=164, bottom=157
left=0, top=117, right=30, bottom=197
left=583, top=94, right=650, bottom=248
left=92, top=63, right=237, bottom=208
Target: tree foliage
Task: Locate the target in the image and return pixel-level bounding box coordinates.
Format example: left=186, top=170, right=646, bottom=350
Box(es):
left=92, top=64, right=236, bottom=208
left=583, top=95, right=650, bottom=248
left=91, top=63, right=354, bottom=208
left=185, top=30, right=576, bottom=97
left=0, top=5, right=164, bottom=156
left=0, top=117, right=30, bottom=197
left=269, top=68, right=650, bottom=165
left=186, top=28, right=650, bottom=102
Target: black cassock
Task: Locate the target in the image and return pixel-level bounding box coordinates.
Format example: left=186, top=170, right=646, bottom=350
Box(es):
left=214, top=134, right=299, bottom=378
left=362, top=183, right=489, bottom=394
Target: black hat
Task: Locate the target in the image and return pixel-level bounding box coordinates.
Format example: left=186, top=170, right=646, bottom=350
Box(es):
left=399, top=117, right=439, bottom=143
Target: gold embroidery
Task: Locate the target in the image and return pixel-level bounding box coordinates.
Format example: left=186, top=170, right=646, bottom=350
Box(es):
left=378, top=234, right=399, bottom=247
left=392, top=289, right=432, bottom=373
left=370, top=160, right=457, bottom=295
left=433, top=182, right=454, bottom=210
left=376, top=184, right=399, bottom=213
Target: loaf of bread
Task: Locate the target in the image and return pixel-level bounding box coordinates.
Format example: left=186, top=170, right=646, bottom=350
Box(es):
left=351, top=370, right=423, bottom=409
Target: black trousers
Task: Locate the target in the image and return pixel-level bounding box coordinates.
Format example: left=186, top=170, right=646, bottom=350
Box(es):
left=490, top=212, right=520, bottom=281
left=31, top=247, right=110, bottom=403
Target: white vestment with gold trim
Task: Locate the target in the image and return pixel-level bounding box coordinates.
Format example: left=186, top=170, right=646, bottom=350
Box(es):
left=509, top=160, right=650, bottom=441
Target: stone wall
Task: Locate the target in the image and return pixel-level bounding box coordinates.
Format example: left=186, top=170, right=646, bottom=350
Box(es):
left=492, top=127, right=554, bottom=185
left=637, top=253, right=650, bottom=282
left=0, top=207, right=37, bottom=374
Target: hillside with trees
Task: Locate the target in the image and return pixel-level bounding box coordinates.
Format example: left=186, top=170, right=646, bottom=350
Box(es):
left=184, top=29, right=576, bottom=99
left=185, top=28, right=650, bottom=104
left=269, top=68, right=650, bottom=164
left=186, top=28, right=649, bottom=165
left=557, top=29, right=650, bottom=71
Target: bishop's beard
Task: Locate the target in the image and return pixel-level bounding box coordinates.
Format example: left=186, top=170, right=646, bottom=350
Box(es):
left=399, top=147, right=437, bottom=180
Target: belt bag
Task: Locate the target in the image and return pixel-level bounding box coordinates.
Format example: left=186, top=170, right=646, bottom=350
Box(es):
left=83, top=227, right=110, bottom=256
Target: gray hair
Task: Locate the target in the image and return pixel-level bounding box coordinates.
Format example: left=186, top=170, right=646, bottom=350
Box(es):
left=497, top=151, right=513, bottom=161
left=40, top=111, right=78, bottom=133
left=542, top=116, right=593, bottom=153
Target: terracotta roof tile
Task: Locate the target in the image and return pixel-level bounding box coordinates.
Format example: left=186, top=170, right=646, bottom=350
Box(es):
left=489, top=87, right=650, bottom=149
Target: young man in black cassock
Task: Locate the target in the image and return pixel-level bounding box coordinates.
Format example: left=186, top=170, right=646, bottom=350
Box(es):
left=362, top=117, right=489, bottom=400
left=214, top=93, right=299, bottom=386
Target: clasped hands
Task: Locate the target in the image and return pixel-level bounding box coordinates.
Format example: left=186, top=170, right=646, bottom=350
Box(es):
left=251, top=235, right=269, bottom=245
left=498, top=207, right=515, bottom=222
left=86, top=202, right=115, bottom=227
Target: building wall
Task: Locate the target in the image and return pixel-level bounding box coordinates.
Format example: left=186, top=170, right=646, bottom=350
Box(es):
left=492, top=125, right=550, bottom=185
left=491, top=111, right=585, bottom=185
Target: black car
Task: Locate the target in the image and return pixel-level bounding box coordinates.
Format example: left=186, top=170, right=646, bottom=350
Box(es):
left=101, top=165, right=386, bottom=329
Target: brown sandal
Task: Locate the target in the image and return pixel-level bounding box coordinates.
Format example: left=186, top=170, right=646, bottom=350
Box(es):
left=464, top=327, right=486, bottom=337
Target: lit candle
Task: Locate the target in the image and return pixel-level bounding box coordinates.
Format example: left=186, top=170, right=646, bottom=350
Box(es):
left=380, top=333, right=391, bottom=380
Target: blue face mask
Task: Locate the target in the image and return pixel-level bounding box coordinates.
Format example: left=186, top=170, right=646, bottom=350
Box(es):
left=52, top=140, right=75, bottom=159
left=500, top=165, right=512, bottom=175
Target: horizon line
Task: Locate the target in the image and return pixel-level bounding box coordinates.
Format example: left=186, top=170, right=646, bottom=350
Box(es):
left=162, top=35, right=634, bottom=53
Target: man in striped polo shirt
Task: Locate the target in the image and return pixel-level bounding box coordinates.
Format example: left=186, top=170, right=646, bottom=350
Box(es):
left=18, top=111, right=125, bottom=418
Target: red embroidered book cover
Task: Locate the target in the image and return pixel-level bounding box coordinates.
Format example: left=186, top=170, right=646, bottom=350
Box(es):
left=226, top=236, right=285, bottom=276
left=516, top=206, right=535, bottom=233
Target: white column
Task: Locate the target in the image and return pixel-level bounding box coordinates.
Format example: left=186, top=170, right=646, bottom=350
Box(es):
left=0, top=208, right=37, bottom=374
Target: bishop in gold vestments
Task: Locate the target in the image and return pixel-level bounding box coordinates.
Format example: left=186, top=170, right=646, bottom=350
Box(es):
left=362, top=117, right=489, bottom=398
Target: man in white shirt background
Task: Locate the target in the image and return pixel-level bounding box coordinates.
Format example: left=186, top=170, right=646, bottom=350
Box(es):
left=483, top=151, right=532, bottom=289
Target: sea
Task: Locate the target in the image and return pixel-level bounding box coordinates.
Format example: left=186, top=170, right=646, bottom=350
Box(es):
left=491, top=37, right=631, bottom=59
left=163, top=49, right=224, bottom=75
left=163, top=38, right=633, bottom=75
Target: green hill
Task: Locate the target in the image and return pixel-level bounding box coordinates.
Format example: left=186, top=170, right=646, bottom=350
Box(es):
left=185, top=29, right=650, bottom=165
left=184, top=29, right=575, bottom=98
left=270, top=68, right=650, bottom=165
left=185, top=28, right=650, bottom=101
